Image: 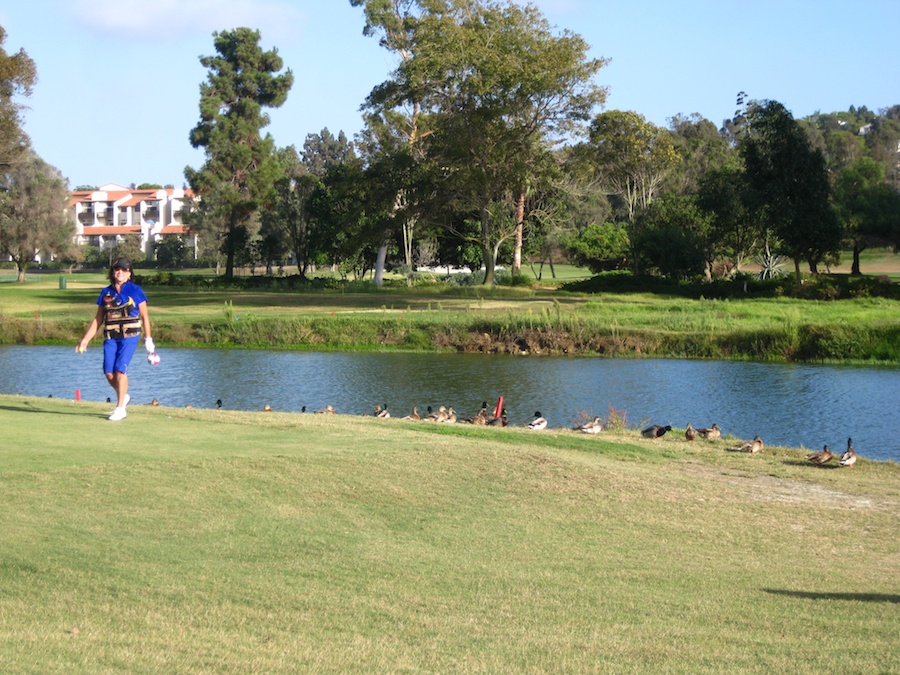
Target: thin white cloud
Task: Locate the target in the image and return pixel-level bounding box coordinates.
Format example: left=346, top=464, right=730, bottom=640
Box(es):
left=69, top=0, right=306, bottom=42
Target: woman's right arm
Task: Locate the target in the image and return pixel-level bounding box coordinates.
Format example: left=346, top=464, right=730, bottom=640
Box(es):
left=76, top=306, right=105, bottom=352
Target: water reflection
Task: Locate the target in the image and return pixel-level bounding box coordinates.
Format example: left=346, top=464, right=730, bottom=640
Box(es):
left=1, top=345, right=897, bottom=462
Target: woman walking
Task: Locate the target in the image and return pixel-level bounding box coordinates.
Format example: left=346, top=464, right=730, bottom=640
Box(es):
left=76, top=258, right=154, bottom=421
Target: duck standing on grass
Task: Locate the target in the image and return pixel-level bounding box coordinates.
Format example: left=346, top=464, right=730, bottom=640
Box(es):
left=527, top=412, right=548, bottom=431
left=839, top=438, right=858, bottom=468
left=685, top=423, right=698, bottom=441
left=641, top=424, right=672, bottom=439
left=806, top=445, right=834, bottom=465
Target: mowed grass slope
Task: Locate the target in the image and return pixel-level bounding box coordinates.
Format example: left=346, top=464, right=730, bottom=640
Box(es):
left=1, top=395, right=898, bottom=673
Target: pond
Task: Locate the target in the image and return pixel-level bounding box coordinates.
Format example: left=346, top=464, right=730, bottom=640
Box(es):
left=1, top=345, right=897, bottom=462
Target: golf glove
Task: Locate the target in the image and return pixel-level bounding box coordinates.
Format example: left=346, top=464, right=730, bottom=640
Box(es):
left=145, top=337, right=155, bottom=354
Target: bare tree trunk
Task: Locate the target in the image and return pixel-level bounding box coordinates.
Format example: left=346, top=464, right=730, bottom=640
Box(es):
left=512, top=189, right=525, bottom=276
left=374, top=237, right=389, bottom=287
left=481, top=205, right=495, bottom=285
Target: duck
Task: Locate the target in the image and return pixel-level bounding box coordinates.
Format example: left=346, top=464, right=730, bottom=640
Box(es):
left=150, top=398, right=161, bottom=406
left=579, top=417, right=603, bottom=434
left=464, top=402, right=489, bottom=425
left=527, top=412, right=548, bottom=431
left=400, top=406, right=421, bottom=421
left=806, top=445, right=834, bottom=465
left=641, top=424, right=672, bottom=439
left=464, top=408, right=487, bottom=425
left=315, top=404, right=336, bottom=414
left=696, top=423, right=721, bottom=440
left=734, top=436, right=764, bottom=454
left=685, top=423, right=698, bottom=441
left=300, top=406, right=307, bottom=413
left=216, top=398, right=223, bottom=409
left=261, top=404, right=273, bottom=412
left=374, top=404, right=390, bottom=419
left=426, top=405, right=448, bottom=422
left=839, top=438, right=857, bottom=468
left=440, top=407, right=457, bottom=423
left=487, top=408, right=509, bottom=427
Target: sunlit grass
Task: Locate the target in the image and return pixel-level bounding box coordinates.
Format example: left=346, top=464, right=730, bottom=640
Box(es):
left=0, top=395, right=897, bottom=672
left=2, top=267, right=898, bottom=362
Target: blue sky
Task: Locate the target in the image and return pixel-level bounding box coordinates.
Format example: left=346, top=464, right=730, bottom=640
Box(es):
left=3, top=0, right=898, bottom=189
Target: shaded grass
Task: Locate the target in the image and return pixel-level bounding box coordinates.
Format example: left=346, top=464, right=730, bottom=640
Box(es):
left=0, top=395, right=898, bottom=672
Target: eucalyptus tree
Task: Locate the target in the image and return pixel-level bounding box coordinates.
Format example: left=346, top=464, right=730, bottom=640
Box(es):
left=864, top=106, right=900, bottom=187
left=740, top=100, right=842, bottom=280
left=833, top=156, right=900, bottom=274
left=308, top=157, right=395, bottom=279
left=262, top=146, right=322, bottom=278
left=666, top=113, right=733, bottom=195
left=351, top=0, right=430, bottom=285
left=696, top=163, right=763, bottom=276
left=0, top=150, right=72, bottom=281
left=184, top=27, right=293, bottom=279
left=301, top=128, right=355, bottom=177
left=576, top=110, right=679, bottom=273
left=0, top=26, right=36, bottom=171
left=357, top=0, right=607, bottom=284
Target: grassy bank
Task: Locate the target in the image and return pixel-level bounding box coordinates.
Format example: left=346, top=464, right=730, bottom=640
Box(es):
left=2, top=273, right=899, bottom=363
left=0, top=394, right=897, bottom=672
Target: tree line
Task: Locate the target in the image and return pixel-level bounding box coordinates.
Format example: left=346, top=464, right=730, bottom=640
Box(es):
left=2, top=1, right=899, bottom=284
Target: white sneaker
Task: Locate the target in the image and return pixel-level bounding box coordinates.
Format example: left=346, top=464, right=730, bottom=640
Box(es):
left=124, top=394, right=131, bottom=408
left=108, top=407, right=127, bottom=421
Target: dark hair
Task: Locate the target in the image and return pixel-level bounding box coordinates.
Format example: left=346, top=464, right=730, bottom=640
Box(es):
left=108, top=258, right=133, bottom=284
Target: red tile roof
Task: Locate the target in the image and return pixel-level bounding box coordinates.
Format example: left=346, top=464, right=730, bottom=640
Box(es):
left=80, top=226, right=142, bottom=235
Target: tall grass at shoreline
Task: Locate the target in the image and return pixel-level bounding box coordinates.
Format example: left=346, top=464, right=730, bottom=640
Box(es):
left=0, top=395, right=897, bottom=672
left=1, top=274, right=899, bottom=362
left=3, top=292, right=899, bottom=363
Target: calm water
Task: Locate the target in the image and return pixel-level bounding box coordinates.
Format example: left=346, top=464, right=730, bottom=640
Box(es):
left=1, top=345, right=898, bottom=462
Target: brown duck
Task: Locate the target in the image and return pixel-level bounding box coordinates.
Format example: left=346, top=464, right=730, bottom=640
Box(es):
left=735, top=436, right=764, bottom=454
left=839, top=438, right=857, bottom=468
left=806, top=445, right=834, bottom=465
left=487, top=408, right=509, bottom=427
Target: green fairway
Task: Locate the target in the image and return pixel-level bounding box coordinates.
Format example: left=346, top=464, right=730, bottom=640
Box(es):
left=2, top=269, right=900, bottom=362
left=1, top=395, right=897, bottom=672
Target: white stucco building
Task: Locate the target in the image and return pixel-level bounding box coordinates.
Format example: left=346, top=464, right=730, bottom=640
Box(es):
left=71, top=183, right=197, bottom=259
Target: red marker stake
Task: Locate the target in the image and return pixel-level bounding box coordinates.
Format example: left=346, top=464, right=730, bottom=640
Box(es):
left=75, top=389, right=81, bottom=401
left=494, top=396, right=504, bottom=419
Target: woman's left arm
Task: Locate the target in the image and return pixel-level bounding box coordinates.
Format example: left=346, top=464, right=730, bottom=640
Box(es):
left=138, top=300, right=153, bottom=350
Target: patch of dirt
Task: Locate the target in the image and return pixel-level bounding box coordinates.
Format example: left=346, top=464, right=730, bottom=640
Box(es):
left=679, top=464, right=891, bottom=510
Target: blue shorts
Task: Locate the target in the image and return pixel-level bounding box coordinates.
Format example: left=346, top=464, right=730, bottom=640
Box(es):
left=103, top=336, right=140, bottom=374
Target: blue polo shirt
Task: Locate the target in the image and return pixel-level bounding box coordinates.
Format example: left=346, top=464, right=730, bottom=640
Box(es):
left=96, top=281, right=148, bottom=318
